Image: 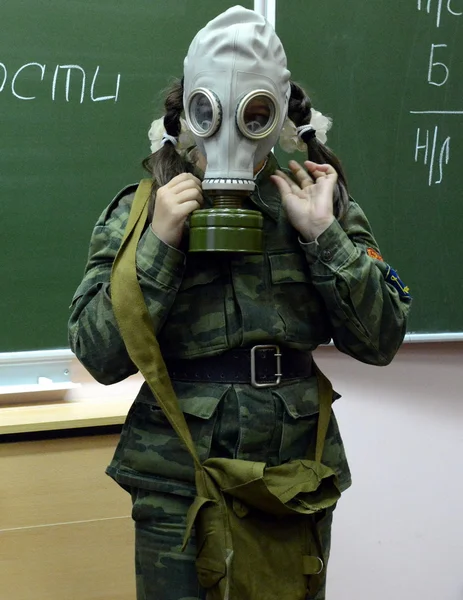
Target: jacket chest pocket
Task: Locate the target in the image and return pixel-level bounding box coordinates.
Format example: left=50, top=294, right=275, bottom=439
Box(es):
left=120, top=383, right=226, bottom=484
left=268, top=251, right=328, bottom=343
left=159, top=262, right=228, bottom=358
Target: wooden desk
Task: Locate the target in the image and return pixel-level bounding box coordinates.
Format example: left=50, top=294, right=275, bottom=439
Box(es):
left=0, top=400, right=136, bottom=600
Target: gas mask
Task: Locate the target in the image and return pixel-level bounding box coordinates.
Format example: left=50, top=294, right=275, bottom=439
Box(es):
left=183, top=5, right=291, bottom=252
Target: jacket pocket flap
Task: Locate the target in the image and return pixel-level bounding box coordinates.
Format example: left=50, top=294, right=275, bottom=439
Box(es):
left=272, top=378, right=320, bottom=418
left=269, top=252, right=310, bottom=284
left=180, top=268, right=221, bottom=290
left=273, top=378, right=341, bottom=419
left=174, top=381, right=229, bottom=419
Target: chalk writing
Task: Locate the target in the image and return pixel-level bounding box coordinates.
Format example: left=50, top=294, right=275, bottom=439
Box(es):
left=417, top=0, right=462, bottom=28
left=428, top=43, right=449, bottom=86
left=0, top=61, right=121, bottom=103
left=415, top=126, right=451, bottom=186
left=411, top=3, right=459, bottom=185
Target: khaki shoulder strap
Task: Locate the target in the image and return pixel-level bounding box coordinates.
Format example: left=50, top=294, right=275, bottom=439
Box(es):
left=110, top=179, right=202, bottom=470
left=314, top=367, right=333, bottom=463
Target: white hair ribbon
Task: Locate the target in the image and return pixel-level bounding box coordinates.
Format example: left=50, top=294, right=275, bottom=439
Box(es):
left=160, top=133, right=178, bottom=147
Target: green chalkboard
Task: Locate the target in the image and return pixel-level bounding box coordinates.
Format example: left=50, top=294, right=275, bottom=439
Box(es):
left=2, top=1, right=462, bottom=353
left=0, top=0, right=252, bottom=352
left=276, top=1, right=463, bottom=335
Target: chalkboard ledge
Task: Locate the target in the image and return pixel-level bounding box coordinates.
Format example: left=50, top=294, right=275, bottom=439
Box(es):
left=0, top=397, right=132, bottom=436
left=404, top=333, right=463, bottom=343
left=0, top=381, right=81, bottom=405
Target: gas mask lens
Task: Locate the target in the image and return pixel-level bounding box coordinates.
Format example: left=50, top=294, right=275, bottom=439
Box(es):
left=187, top=88, right=221, bottom=137
left=237, top=91, right=279, bottom=139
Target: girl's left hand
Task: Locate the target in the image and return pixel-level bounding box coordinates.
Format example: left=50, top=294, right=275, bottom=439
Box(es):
left=270, top=160, right=337, bottom=242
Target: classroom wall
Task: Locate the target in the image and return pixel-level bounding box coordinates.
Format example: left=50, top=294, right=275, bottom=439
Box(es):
left=315, top=343, right=463, bottom=600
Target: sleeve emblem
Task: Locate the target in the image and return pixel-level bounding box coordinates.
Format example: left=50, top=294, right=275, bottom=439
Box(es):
left=366, top=247, right=384, bottom=261
left=385, top=265, right=411, bottom=299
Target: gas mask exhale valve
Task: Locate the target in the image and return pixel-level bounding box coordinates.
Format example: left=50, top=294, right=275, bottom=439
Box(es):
left=182, top=7, right=291, bottom=252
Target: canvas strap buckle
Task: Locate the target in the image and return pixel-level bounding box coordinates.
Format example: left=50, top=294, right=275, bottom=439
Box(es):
left=250, top=345, right=282, bottom=389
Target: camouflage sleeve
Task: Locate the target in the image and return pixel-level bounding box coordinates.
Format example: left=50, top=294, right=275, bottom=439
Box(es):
left=68, top=188, right=186, bottom=384
left=300, top=200, right=411, bottom=366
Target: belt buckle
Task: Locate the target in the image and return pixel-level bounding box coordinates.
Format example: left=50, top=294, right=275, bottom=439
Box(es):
left=250, top=345, right=282, bottom=389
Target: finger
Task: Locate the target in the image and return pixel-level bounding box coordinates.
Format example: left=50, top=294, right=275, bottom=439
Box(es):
left=304, top=162, right=327, bottom=179
left=304, top=161, right=337, bottom=180
left=174, top=199, right=203, bottom=219
left=274, top=169, right=304, bottom=195
left=176, top=188, right=204, bottom=206
left=270, top=174, right=294, bottom=199
left=169, top=179, right=202, bottom=196
left=166, top=173, right=202, bottom=188
left=288, top=160, right=314, bottom=189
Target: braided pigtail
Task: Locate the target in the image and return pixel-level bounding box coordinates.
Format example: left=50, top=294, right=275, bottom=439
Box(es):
left=142, top=78, right=194, bottom=220
left=287, top=81, right=349, bottom=219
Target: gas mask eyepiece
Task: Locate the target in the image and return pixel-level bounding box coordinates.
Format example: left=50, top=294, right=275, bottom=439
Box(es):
left=187, top=88, right=222, bottom=138
left=236, top=90, right=279, bottom=140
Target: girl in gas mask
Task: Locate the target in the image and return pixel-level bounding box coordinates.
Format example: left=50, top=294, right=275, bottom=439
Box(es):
left=69, top=6, right=410, bottom=600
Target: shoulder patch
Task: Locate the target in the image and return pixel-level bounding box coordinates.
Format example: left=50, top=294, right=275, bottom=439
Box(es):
left=367, top=247, right=383, bottom=261
left=385, top=264, right=411, bottom=299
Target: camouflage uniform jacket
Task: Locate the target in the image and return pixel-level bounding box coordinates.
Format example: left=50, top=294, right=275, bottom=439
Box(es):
left=69, top=154, right=411, bottom=497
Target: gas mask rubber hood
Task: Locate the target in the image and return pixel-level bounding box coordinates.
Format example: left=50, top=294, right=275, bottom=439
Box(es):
left=183, top=5, right=291, bottom=192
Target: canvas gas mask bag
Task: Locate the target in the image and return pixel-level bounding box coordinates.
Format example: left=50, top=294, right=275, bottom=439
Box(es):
left=183, top=6, right=291, bottom=253
left=111, top=179, right=341, bottom=600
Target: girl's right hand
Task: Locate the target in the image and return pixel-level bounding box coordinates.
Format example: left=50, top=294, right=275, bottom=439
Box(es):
left=151, top=173, right=203, bottom=248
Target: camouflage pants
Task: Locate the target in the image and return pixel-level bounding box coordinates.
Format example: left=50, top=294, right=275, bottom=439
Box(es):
left=131, top=488, right=334, bottom=600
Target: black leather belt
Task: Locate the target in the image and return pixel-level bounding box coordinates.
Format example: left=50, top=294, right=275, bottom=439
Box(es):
left=165, top=345, right=313, bottom=388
